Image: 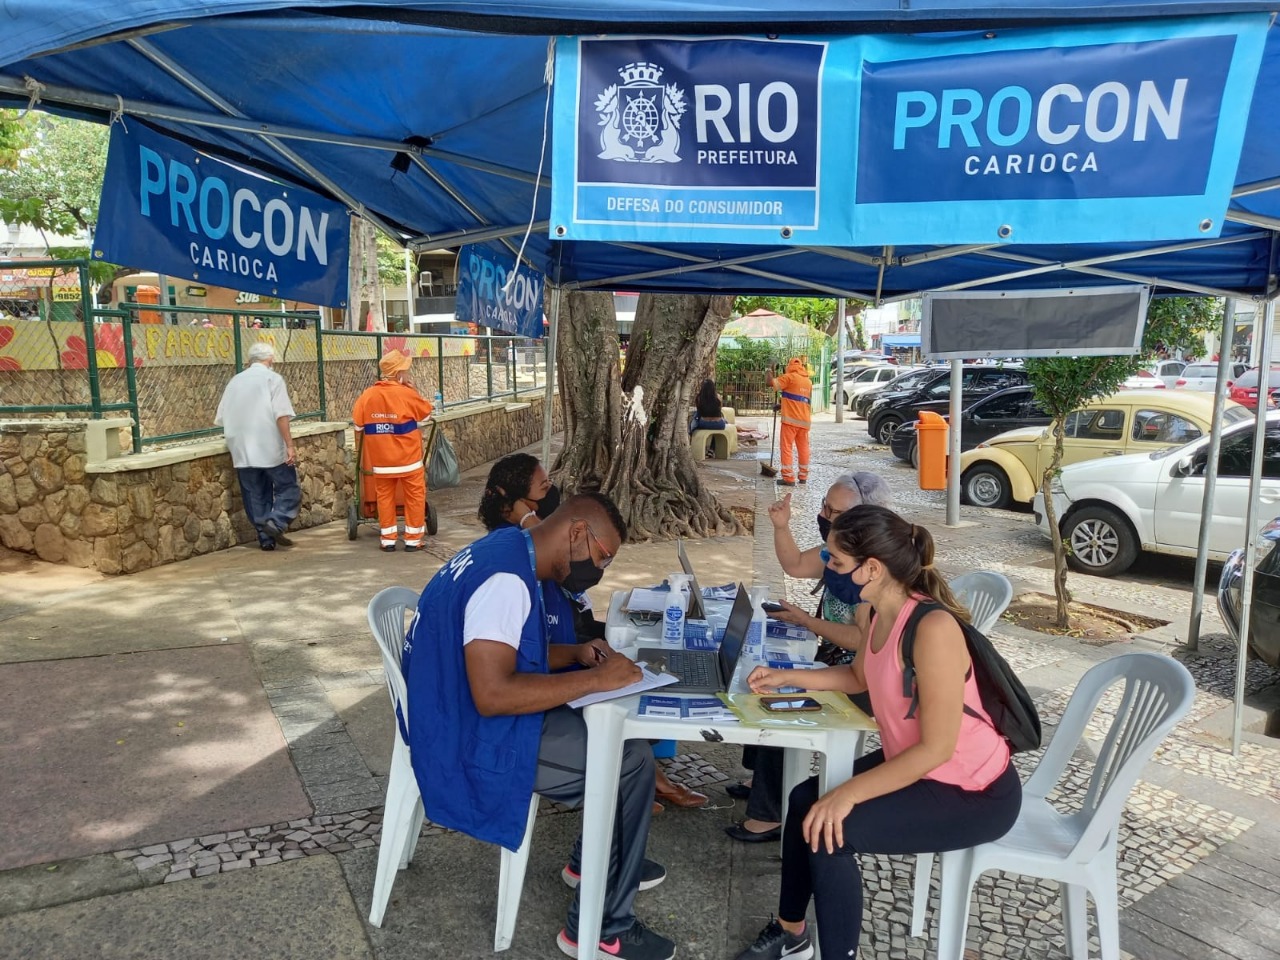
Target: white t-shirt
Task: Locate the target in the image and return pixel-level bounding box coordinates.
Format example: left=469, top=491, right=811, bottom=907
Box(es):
left=214, top=363, right=296, bottom=468
left=463, top=573, right=532, bottom=650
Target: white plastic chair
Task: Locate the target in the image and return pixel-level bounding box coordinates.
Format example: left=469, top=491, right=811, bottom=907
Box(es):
left=906, top=570, right=1016, bottom=935
left=365, top=587, right=539, bottom=950
left=920, top=653, right=1195, bottom=960
left=949, top=570, right=1014, bottom=634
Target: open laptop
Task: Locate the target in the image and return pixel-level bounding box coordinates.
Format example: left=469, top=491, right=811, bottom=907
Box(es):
left=676, top=538, right=707, bottom=621
left=634, top=585, right=753, bottom=694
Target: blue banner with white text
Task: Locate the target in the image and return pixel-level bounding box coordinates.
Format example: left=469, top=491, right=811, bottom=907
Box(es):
left=550, top=15, right=1269, bottom=245
left=96, top=123, right=350, bottom=306
left=454, top=245, right=545, bottom=339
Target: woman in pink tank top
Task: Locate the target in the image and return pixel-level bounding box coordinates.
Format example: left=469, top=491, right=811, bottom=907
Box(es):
left=733, top=505, right=1022, bottom=960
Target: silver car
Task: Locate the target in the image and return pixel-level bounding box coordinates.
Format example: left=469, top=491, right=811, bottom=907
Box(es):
left=1175, top=361, right=1249, bottom=391
left=1217, top=518, right=1280, bottom=668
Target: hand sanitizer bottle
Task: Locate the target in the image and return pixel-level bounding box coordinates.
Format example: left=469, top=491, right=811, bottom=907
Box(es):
left=746, top=594, right=767, bottom=663
left=662, top=575, right=687, bottom=649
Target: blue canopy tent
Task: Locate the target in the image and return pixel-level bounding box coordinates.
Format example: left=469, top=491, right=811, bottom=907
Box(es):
left=2, top=1, right=1278, bottom=760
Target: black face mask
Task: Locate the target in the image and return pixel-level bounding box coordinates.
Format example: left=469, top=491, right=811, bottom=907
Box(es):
left=535, top=483, right=562, bottom=520
left=816, top=514, right=832, bottom=541
left=562, top=557, right=604, bottom=594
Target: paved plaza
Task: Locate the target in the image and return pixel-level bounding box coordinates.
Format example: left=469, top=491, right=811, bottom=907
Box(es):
left=0, top=415, right=1276, bottom=960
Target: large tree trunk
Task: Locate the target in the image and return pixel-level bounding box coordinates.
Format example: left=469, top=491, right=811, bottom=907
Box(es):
left=605, top=293, right=742, bottom=540
left=552, top=291, right=622, bottom=492
left=347, top=218, right=384, bottom=332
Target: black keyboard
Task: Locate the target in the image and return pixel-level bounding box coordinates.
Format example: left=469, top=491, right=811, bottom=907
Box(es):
left=664, top=650, right=715, bottom=688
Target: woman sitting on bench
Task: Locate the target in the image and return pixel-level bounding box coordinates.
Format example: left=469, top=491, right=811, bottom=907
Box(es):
left=689, top=378, right=728, bottom=434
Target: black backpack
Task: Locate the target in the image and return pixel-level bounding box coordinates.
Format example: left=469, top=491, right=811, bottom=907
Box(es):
left=900, top=601, right=1042, bottom=754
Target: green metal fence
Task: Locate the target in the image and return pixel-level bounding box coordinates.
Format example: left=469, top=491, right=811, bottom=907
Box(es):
left=0, top=258, right=551, bottom=454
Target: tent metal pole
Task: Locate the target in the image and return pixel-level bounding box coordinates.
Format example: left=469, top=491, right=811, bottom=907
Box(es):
left=834, top=297, right=845, bottom=424
left=0, top=72, right=544, bottom=188
left=1185, top=299, right=1237, bottom=652
left=123, top=39, right=405, bottom=240
left=1232, top=297, right=1275, bottom=756
left=946, top=360, right=962, bottom=526
left=898, top=244, right=1000, bottom=267
left=607, top=243, right=872, bottom=300
left=542, top=285, right=561, bottom=467
left=409, top=223, right=545, bottom=249
left=407, top=155, right=534, bottom=269
left=575, top=249, right=803, bottom=289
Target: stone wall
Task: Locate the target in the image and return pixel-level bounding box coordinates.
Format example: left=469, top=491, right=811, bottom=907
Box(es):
left=435, top=392, right=562, bottom=473
left=0, top=420, right=350, bottom=574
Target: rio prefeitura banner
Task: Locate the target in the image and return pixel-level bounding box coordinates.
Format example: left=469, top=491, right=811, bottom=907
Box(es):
left=454, top=244, right=546, bottom=339
left=96, top=123, right=350, bottom=307
left=550, top=14, right=1269, bottom=246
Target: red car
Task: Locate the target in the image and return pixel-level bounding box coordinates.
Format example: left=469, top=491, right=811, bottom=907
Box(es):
left=1227, top=364, right=1280, bottom=410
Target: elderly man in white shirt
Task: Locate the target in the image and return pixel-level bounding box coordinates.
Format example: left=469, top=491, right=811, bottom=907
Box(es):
left=215, top=342, right=301, bottom=551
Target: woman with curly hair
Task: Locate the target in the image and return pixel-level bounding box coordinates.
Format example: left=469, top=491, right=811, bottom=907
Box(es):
left=478, top=453, right=558, bottom=531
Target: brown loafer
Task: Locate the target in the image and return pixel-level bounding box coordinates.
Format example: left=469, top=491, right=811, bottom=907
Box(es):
left=654, top=780, right=708, bottom=808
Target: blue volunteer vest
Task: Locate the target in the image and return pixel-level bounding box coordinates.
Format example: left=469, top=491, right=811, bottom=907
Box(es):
left=402, top=526, right=548, bottom=851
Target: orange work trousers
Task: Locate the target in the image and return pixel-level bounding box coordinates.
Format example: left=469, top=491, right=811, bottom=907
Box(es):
left=375, top=468, right=426, bottom=547
left=779, top=423, right=811, bottom=484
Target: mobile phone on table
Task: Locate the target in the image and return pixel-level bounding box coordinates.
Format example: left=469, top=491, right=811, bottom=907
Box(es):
left=760, top=696, right=821, bottom=713
left=760, top=600, right=787, bottom=614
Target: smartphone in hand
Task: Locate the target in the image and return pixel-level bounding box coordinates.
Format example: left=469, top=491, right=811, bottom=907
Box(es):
left=760, top=600, right=787, bottom=614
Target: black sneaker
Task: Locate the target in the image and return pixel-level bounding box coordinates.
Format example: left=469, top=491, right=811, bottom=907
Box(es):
left=561, top=858, right=666, bottom=892
left=262, top=518, right=292, bottom=545
left=381, top=544, right=397, bottom=553
left=557, top=919, right=675, bottom=960
left=259, top=540, right=276, bottom=552
left=733, top=917, right=813, bottom=960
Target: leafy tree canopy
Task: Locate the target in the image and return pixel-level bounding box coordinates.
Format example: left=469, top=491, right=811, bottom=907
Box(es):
left=0, top=116, right=107, bottom=237
left=735, top=295, right=835, bottom=329
left=0, top=109, right=30, bottom=171
left=375, top=232, right=414, bottom=288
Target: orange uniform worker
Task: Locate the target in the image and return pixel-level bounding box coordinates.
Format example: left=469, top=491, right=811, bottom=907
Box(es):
left=770, top=357, right=813, bottom=486
left=352, top=350, right=434, bottom=552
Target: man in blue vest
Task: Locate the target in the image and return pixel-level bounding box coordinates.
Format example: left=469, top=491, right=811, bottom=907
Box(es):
left=403, top=493, right=677, bottom=960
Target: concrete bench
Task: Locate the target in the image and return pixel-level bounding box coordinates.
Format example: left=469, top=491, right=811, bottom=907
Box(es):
left=690, top=406, right=738, bottom=461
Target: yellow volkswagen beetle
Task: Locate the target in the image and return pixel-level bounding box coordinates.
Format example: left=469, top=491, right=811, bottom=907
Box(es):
left=958, top=390, right=1250, bottom=510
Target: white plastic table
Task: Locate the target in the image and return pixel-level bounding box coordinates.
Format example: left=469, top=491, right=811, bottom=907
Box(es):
left=574, top=695, right=874, bottom=958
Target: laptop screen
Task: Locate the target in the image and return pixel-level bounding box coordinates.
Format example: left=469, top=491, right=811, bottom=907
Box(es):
left=717, top=586, right=755, bottom=682
left=676, top=539, right=706, bottom=621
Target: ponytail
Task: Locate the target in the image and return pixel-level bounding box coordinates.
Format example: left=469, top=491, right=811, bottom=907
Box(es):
left=908, top=522, right=970, bottom=623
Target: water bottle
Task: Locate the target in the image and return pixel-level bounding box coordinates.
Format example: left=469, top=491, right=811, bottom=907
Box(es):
left=433, top=390, right=443, bottom=409
left=662, top=575, right=687, bottom=649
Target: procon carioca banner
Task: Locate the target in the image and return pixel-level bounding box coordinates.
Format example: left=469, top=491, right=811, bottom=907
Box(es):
left=550, top=14, right=1269, bottom=246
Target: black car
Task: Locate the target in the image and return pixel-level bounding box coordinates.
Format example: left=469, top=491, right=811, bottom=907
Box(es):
left=867, top=365, right=1029, bottom=445
left=888, top=385, right=1050, bottom=466
left=853, top=366, right=943, bottom=419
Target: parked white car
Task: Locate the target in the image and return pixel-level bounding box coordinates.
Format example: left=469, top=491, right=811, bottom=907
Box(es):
left=831, top=364, right=917, bottom=409
left=1034, top=411, right=1280, bottom=576
left=1117, top=368, right=1167, bottom=390
left=1174, top=361, right=1250, bottom=391
left=1149, top=358, right=1188, bottom=388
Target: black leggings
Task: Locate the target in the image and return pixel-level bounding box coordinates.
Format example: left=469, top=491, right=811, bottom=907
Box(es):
left=778, top=751, right=1022, bottom=956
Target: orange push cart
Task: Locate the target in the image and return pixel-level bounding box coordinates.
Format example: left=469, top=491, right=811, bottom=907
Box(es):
left=346, top=419, right=439, bottom=541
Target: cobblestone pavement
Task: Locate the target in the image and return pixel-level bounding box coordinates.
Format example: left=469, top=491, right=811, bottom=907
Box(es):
left=745, top=418, right=1279, bottom=959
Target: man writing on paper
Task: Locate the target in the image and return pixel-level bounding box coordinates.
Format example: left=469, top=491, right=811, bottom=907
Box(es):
left=402, top=493, right=678, bottom=960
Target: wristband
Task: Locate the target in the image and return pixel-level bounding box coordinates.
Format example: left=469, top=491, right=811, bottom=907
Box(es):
left=518, top=510, right=537, bottom=527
